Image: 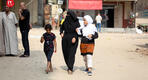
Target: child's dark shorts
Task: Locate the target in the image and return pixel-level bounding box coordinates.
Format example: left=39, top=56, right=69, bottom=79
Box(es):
left=44, top=49, right=54, bottom=61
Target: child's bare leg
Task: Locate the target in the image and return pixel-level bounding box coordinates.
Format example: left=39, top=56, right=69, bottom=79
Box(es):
left=50, top=61, right=53, bottom=72
left=88, top=67, right=92, bottom=71
left=46, top=61, right=50, bottom=73
left=83, top=56, right=88, bottom=70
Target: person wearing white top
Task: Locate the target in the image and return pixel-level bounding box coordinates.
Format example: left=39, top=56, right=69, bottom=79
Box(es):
left=77, top=15, right=98, bottom=76
left=95, top=13, right=102, bottom=32
left=2, top=6, right=18, bottom=56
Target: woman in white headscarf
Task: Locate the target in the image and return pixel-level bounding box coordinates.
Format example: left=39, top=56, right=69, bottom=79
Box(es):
left=77, top=15, right=98, bottom=76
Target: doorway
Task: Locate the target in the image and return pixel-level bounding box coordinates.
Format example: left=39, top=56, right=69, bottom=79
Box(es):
left=100, top=5, right=114, bottom=28
left=107, top=9, right=114, bottom=28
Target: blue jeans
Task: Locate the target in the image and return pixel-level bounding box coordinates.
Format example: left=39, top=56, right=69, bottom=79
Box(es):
left=96, top=23, right=101, bottom=32
left=45, top=49, right=54, bottom=61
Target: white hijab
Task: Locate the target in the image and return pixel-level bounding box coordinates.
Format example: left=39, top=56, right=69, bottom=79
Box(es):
left=78, top=15, right=97, bottom=40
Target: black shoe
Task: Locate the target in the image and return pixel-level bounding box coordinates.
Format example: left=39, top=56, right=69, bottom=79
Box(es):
left=0, top=55, right=4, bottom=57
left=5, top=54, right=10, bottom=56
left=45, top=70, right=49, bottom=74
left=19, top=54, right=29, bottom=57
left=85, top=68, right=88, bottom=72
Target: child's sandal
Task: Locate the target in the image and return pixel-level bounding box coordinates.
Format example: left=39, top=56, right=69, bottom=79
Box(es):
left=45, top=70, right=49, bottom=74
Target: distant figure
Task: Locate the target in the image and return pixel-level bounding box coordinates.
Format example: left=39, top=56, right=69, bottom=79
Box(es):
left=81, top=12, right=85, bottom=17
left=102, top=14, right=109, bottom=28
left=77, top=15, right=98, bottom=76
left=95, top=13, right=102, bottom=32
left=76, top=11, right=80, bottom=17
left=60, top=11, right=67, bottom=26
left=2, top=6, right=18, bottom=56
left=40, top=24, right=57, bottom=74
left=60, top=10, right=80, bottom=74
left=19, top=2, right=31, bottom=57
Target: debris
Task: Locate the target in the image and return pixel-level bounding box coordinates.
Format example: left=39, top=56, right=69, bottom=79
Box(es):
left=135, top=48, right=148, bottom=55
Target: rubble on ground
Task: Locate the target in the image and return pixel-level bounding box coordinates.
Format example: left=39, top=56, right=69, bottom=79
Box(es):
left=135, top=48, right=148, bottom=55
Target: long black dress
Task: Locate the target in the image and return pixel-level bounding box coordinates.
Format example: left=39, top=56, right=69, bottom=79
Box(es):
left=60, top=10, right=80, bottom=71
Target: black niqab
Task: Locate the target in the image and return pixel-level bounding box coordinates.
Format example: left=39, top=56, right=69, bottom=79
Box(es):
left=61, top=10, right=80, bottom=34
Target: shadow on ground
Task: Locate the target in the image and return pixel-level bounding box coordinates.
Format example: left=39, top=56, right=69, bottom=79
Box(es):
left=136, top=43, right=148, bottom=48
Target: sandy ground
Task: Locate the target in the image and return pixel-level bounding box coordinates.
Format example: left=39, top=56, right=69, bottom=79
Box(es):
left=0, top=28, right=148, bottom=80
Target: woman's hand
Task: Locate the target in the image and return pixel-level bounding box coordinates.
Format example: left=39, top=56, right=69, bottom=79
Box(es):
left=60, top=33, right=64, bottom=38
left=72, top=37, right=76, bottom=43
left=88, top=34, right=92, bottom=38
left=76, top=28, right=79, bottom=33
left=30, top=24, right=32, bottom=29
left=54, top=39, right=57, bottom=53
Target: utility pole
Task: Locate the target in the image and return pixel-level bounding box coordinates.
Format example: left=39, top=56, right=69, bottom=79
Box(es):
left=66, top=0, right=68, bottom=10
left=38, top=0, right=44, bottom=26
left=134, top=1, right=137, bottom=28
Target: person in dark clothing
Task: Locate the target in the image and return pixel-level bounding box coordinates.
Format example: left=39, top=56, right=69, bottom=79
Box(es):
left=60, top=10, right=80, bottom=74
left=19, top=2, right=32, bottom=57
left=41, top=24, right=57, bottom=74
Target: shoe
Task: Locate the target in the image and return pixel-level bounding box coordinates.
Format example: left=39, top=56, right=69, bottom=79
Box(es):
left=85, top=68, right=88, bottom=72
left=19, top=54, right=29, bottom=57
left=88, top=71, right=92, bottom=76
left=5, top=54, right=11, bottom=56
left=45, top=70, right=49, bottom=74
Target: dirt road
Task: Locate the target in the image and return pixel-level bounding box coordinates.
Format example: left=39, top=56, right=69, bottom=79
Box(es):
left=0, top=28, right=148, bottom=80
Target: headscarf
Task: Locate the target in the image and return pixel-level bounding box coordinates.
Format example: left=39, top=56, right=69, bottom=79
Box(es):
left=84, top=15, right=93, bottom=24
left=78, top=15, right=97, bottom=40
left=62, top=10, right=80, bottom=33
left=65, top=10, right=78, bottom=23
left=67, top=10, right=78, bottom=22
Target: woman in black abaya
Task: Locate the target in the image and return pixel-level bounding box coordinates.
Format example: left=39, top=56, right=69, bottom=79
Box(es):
left=60, top=10, right=80, bottom=74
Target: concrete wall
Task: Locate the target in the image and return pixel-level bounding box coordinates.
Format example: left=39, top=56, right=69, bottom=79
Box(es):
left=136, top=0, right=148, bottom=27
left=114, top=2, right=133, bottom=28
left=124, top=2, right=132, bottom=19
left=114, top=4, right=123, bottom=28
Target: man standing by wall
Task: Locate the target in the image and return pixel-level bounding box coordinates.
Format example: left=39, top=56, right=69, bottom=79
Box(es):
left=19, top=2, right=31, bottom=57
left=95, top=13, right=102, bottom=32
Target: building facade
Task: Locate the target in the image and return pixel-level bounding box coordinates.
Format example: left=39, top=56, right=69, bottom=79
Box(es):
left=102, top=0, right=137, bottom=28
left=2, top=0, right=145, bottom=28
left=62, top=0, right=137, bottom=28
left=135, top=0, right=148, bottom=27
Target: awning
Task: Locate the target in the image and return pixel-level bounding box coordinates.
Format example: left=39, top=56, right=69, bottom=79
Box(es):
left=104, top=0, right=137, bottom=1
left=69, top=0, right=102, bottom=10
